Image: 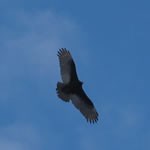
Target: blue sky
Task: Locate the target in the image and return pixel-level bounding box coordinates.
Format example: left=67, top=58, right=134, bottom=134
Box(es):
left=0, top=0, right=150, bottom=149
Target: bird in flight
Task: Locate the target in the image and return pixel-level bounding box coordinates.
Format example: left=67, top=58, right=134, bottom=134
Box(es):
left=56, top=48, right=98, bottom=123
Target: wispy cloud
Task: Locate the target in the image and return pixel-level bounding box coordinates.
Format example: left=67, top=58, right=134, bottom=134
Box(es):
left=0, top=10, right=81, bottom=103
left=1, top=10, right=79, bottom=70
left=0, top=9, right=84, bottom=149
left=0, top=122, right=41, bottom=150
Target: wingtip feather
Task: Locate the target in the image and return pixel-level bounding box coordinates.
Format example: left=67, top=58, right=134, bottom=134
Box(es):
left=57, top=48, right=71, bottom=58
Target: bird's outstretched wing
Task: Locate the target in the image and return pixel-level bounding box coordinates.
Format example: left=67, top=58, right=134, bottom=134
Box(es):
left=70, top=89, right=99, bottom=123
left=57, top=48, right=79, bottom=83
left=57, top=48, right=99, bottom=123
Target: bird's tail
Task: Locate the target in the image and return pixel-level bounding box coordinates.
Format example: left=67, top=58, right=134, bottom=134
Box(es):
left=56, top=82, right=70, bottom=102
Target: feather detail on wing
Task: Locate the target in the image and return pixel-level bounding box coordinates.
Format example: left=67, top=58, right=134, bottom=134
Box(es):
left=56, top=82, right=70, bottom=102
left=57, top=48, right=72, bottom=83
left=70, top=94, right=99, bottom=123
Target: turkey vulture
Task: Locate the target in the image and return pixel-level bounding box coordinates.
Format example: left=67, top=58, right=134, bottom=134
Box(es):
left=56, top=48, right=98, bottom=123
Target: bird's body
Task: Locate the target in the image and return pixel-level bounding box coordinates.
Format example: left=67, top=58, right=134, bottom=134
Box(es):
left=56, top=48, right=98, bottom=123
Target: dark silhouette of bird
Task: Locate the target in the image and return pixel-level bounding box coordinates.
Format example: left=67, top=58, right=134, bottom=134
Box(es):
left=56, top=48, right=98, bottom=123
